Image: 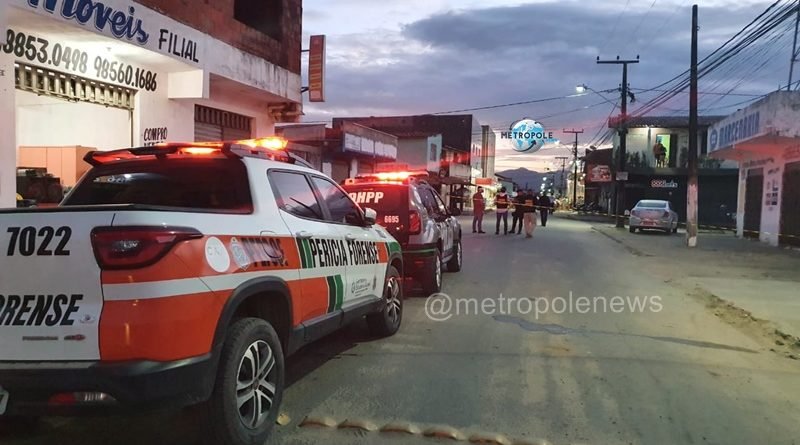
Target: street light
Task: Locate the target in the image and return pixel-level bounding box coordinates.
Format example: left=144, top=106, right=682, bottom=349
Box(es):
left=575, top=84, right=587, bottom=94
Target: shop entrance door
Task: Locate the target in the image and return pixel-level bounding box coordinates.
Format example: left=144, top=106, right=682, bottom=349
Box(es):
left=744, top=168, right=763, bottom=238
left=780, top=161, right=800, bottom=246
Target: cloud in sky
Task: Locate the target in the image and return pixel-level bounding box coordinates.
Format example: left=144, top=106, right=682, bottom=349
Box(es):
left=301, top=0, right=792, bottom=170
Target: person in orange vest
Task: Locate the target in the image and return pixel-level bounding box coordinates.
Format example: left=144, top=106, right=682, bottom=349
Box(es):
left=494, top=187, right=510, bottom=235
left=472, top=186, right=486, bottom=233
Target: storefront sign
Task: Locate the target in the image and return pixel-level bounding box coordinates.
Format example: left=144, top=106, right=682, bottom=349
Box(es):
left=26, top=0, right=149, bottom=44
left=708, top=111, right=761, bottom=152
left=308, top=35, right=325, bottom=102
left=3, top=28, right=159, bottom=91
left=651, top=179, right=678, bottom=189
left=20, top=0, right=204, bottom=66
left=587, top=164, right=612, bottom=183
left=142, top=127, right=168, bottom=146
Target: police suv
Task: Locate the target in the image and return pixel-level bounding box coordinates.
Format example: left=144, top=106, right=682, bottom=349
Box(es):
left=342, top=172, right=462, bottom=294
left=0, top=138, right=404, bottom=445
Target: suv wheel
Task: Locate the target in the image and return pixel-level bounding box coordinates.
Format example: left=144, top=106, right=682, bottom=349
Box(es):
left=367, top=265, right=403, bottom=337
left=422, top=249, right=443, bottom=295
left=446, top=239, right=462, bottom=272
left=202, top=318, right=284, bottom=445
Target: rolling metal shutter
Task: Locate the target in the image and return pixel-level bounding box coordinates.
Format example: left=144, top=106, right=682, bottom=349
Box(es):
left=14, top=62, right=135, bottom=110
left=194, top=105, right=252, bottom=142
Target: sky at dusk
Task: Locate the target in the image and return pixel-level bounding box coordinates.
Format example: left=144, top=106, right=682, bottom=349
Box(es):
left=300, top=0, right=792, bottom=172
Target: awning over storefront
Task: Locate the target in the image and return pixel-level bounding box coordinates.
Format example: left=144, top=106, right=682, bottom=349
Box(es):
left=710, top=133, right=800, bottom=161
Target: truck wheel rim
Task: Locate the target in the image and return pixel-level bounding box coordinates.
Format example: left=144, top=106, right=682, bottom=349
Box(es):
left=236, top=340, right=276, bottom=429
left=386, top=276, right=402, bottom=324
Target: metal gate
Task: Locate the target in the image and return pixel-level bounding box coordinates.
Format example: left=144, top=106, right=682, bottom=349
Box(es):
left=780, top=161, right=800, bottom=246
left=14, top=62, right=135, bottom=110
left=194, top=105, right=252, bottom=142
left=744, top=168, right=763, bottom=238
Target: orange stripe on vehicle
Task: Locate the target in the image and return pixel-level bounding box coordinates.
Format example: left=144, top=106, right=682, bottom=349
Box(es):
left=291, top=278, right=329, bottom=325
left=378, top=242, right=389, bottom=263
left=101, top=235, right=303, bottom=285
left=99, top=291, right=227, bottom=361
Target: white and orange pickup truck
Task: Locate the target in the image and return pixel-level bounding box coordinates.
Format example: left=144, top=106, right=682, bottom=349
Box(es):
left=0, top=138, right=404, bottom=445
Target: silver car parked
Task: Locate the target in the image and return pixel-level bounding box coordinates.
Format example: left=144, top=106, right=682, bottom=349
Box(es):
left=628, top=199, right=679, bottom=234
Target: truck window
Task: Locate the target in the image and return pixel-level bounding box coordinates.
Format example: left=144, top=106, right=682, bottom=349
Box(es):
left=63, top=158, right=253, bottom=213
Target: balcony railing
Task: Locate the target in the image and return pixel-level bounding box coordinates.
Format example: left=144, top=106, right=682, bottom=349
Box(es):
left=624, top=151, right=724, bottom=169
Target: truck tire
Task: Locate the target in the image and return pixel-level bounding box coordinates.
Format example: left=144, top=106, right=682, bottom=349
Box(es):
left=422, top=249, right=443, bottom=295
left=446, top=239, right=462, bottom=272
left=367, top=265, right=403, bottom=337
left=201, top=318, right=284, bottom=445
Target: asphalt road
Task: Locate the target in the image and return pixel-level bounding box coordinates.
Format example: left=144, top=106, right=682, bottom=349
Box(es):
left=5, top=215, right=800, bottom=445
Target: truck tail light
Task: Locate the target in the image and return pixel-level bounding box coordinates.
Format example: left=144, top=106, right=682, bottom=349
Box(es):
left=91, top=226, right=202, bottom=270
left=409, top=210, right=422, bottom=235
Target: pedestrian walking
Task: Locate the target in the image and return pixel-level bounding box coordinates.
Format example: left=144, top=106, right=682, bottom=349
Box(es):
left=510, top=189, right=525, bottom=234
left=538, top=193, right=552, bottom=227
left=472, top=186, right=486, bottom=233
left=494, top=187, right=510, bottom=234
left=522, top=190, right=538, bottom=238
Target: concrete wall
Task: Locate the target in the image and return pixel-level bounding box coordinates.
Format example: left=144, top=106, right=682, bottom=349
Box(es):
left=396, top=138, right=429, bottom=171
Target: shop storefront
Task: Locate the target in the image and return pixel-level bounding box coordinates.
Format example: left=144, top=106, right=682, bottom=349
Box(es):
left=709, top=91, right=800, bottom=246
left=1, top=0, right=302, bottom=207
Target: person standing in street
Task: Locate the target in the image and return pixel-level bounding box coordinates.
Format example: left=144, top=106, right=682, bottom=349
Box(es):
left=523, top=190, right=538, bottom=238
left=538, top=193, right=552, bottom=227
left=511, top=189, right=526, bottom=235
left=472, top=186, right=486, bottom=233
left=494, top=187, right=510, bottom=235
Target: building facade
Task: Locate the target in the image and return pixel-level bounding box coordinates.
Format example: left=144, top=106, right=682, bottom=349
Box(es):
left=709, top=91, right=800, bottom=246
left=609, top=116, right=739, bottom=225
left=276, top=123, right=399, bottom=184
left=1, top=0, right=303, bottom=207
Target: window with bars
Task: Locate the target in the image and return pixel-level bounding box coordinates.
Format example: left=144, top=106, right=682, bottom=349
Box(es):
left=14, top=63, right=135, bottom=111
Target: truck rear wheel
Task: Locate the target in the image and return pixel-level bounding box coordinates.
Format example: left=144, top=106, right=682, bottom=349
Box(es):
left=201, top=318, right=284, bottom=445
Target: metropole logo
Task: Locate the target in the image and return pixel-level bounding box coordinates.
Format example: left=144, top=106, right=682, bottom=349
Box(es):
left=500, top=118, right=559, bottom=153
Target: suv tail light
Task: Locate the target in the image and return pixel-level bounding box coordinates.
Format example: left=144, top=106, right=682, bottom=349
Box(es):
left=662, top=211, right=670, bottom=218
left=91, top=226, right=202, bottom=270
left=409, top=210, right=422, bottom=235
left=630, top=210, right=638, bottom=217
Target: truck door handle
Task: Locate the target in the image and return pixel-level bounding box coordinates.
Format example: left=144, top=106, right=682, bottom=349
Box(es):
left=296, top=231, right=313, bottom=239
left=345, top=234, right=357, bottom=241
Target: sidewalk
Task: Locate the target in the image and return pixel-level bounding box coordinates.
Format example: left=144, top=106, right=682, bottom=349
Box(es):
left=583, top=219, right=800, bottom=345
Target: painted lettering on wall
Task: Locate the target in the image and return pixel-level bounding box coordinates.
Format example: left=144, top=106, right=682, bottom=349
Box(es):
left=157, top=29, right=199, bottom=63
left=142, top=127, right=168, bottom=146
left=709, top=112, right=761, bottom=152
left=27, top=0, right=149, bottom=44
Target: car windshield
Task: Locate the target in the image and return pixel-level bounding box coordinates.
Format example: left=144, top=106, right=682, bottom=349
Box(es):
left=637, top=201, right=668, bottom=209
left=6, top=2, right=800, bottom=445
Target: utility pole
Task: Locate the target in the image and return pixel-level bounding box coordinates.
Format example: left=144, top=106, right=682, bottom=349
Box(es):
left=789, top=0, right=800, bottom=90
left=563, top=129, right=584, bottom=208
left=687, top=5, right=699, bottom=247
left=555, top=156, right=569, bottom=196
left=598, top=55, right=640, bottom=228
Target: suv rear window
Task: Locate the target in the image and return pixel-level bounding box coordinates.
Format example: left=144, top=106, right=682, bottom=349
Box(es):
left=63, top=158, right=253, bottom=213
left=344, top=184, right=407, bottom=212
left=637, top=201, right=667, bottom=209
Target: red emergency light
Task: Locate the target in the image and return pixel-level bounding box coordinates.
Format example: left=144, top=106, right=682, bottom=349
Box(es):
left=345, top=171, right=429, bottom=185
left=84, top=137, right=292, bottom=166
